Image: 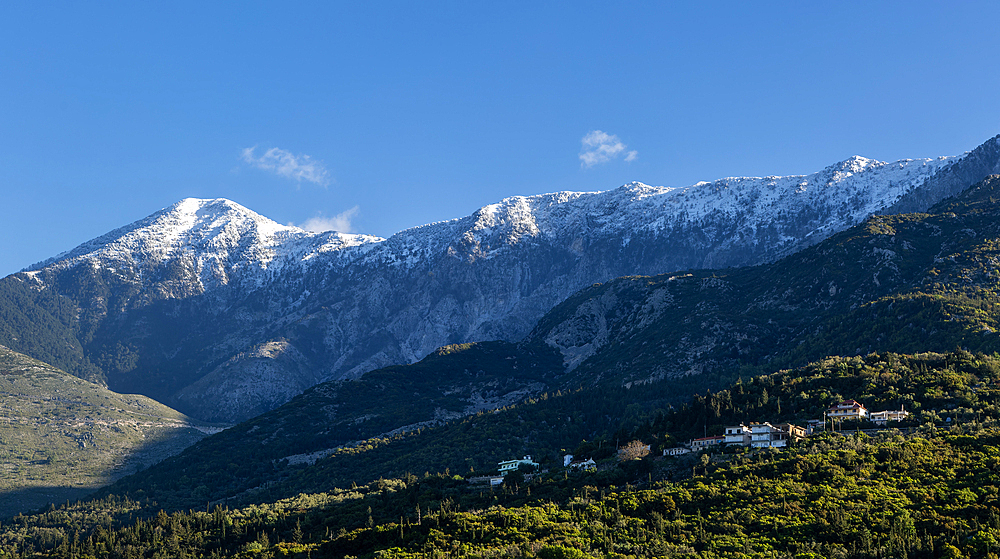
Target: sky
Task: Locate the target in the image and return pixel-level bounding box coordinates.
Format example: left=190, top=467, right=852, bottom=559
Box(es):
left=2, top=2, right=1000, bottom=276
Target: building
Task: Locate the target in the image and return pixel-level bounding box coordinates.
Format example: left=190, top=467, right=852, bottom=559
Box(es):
left=568, top=458, right=597, bottom=470
left=746, top=422, right=806, bottom=448
left=827, top=400, right=868, bottom=420
left=563, top=454, right=597, bottom=469
left=774, top=423, right=807, bottom=441
left=806, top=419, right=825, bottom=434
left=869, top=407, right=909, bottom=425
left=468, top=476, right=505, bottom=486
left=724, top=424, right=751, bottom=445
left=663, top=446, right=692, bottom=457
left=498, top=455, right=538, bottom=475
left=690, top=436, right=724, bottom=449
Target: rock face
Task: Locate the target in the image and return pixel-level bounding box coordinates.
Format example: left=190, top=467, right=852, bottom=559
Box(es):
left=7, top=135, right=1000, bottom=422
left=530, top=174, right=1000, bottom=391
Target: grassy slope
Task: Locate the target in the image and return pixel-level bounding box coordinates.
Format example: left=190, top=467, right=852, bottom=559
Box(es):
left=0, top=345, right=212, bottom=518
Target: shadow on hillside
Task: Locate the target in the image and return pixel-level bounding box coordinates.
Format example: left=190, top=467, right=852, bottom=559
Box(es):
left=0, top=425, right=212, bottom=520
left=0, top=485, right=98, bottom=519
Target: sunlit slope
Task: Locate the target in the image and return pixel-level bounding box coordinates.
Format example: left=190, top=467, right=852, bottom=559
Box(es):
left=0, top=345, right=211, bottom=517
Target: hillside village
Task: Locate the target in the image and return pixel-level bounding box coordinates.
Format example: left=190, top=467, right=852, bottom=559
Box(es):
left=485, top=398, right=914, bottom=482
left=661, top=398, right=910, bottom=456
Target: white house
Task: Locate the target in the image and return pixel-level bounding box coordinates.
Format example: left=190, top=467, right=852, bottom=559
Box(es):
left=749, top=423, right=778, bottom=448
left=827, top=400, right=868, bottom=420
left=869, top=407, right=909, bottom=425
left=663, top=446, right=692, bottom=457
left=724, top=424, right=751, bottom=445
left=498, top=455, right=538, bottom=475
left=744, top=422, right=806, bottom=448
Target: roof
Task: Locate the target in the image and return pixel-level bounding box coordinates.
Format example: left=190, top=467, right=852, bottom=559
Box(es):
left=829, top=400, right=866, bottom=409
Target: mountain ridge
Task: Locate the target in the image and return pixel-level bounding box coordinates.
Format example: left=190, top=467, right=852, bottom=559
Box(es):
left=94, top=173, right=1000, bottom=512
left=5, top=135, right=1000, bottom=422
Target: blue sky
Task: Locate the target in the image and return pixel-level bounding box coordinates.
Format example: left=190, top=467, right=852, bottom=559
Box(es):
left=2, top=2, right=1000, bottom=276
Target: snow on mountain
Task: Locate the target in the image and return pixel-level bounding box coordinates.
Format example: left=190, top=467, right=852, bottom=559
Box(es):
left=25, top=198, right=383, bottom=294
left=13, top=135, right=1000, bottom=422
left=359, top=154, right=959, bottom=272
left=21, top=153, right=960, bottom=296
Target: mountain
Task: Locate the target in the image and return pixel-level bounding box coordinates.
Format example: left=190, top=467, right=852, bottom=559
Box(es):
left=531, top=173, right=1000, bottom=386
left=94, top=174, right=1000, bottom=511
left=5, top=136, right=1000, bottom=422
left=0, top=345, right=210, bottom=518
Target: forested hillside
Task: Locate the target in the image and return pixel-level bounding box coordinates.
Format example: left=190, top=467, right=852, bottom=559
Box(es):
left=4, top=350, right=1000, bottom=558
left=80, top=174, right=1000, bottom=515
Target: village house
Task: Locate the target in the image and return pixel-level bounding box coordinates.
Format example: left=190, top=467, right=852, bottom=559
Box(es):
left=690, top=435, right=724, bottom=449
left=662, top=422, right=807, bottom=457
left=774, top=423, right=807, bottom=443
left=663, top=446, right=692, bottom=457
left=724, top=424, right=751, bottom=445
left=869, top=406, right=909, bottom=425
left=805, top=419, right=825, bottom=434
left=827, top=399, right=868, bottom=420
left=467, top=475, right=505, bottom=486
left=724, top=422, right=806, bottom=448
left=498, top=455, right=538, bottom=475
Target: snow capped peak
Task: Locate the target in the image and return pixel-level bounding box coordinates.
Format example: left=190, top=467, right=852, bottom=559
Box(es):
left=613, top=181, right=676, bottom=200
left=17, top=136, right=1000, bottom=421
left=22, top=138, right=986, bottom=309
left=837, top=155, right=877, bottom=169
left=26, top=198, right=361, bottom=292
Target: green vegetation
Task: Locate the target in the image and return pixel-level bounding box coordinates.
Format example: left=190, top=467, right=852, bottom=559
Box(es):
left=6, top=350, right=1000, bottom=557
left=98, top=359, right=727, bottom=512
left=0, top=275, right=104, bottom=383
left=652, top=350, right=1000, bottom=443
left=0, top=345, right=210, bottom=518
left=12, top=176, right=1000, bottom=555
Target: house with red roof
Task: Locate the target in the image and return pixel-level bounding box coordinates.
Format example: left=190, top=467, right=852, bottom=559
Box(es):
left=827, top=399, right=868, bottom=420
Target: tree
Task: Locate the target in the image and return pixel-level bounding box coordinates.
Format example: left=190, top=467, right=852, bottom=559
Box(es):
left=617, top=440, right=650, bottom=461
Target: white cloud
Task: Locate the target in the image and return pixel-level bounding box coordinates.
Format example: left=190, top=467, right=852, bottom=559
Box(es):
left=241, top=146, right=331, bottom=186
left=579, top=130, right=638, bottom=168
left=295, top=206, right=360, bottom=233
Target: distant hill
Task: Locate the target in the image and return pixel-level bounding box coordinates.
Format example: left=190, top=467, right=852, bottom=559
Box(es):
left=4, top=136, right=1000, bottom=423
left=0, top=345, right=210, bottom=518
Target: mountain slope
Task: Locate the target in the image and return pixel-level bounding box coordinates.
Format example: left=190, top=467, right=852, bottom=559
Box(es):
left=533, top=174, right=1000, bottom=386
left=5, top=136, right=1000, bottom=422
left=7, top=349, right=1000, bottom=558
left=0, top=345, right=210, bottom=518
left=92, top=174, right=1000, bottom=510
